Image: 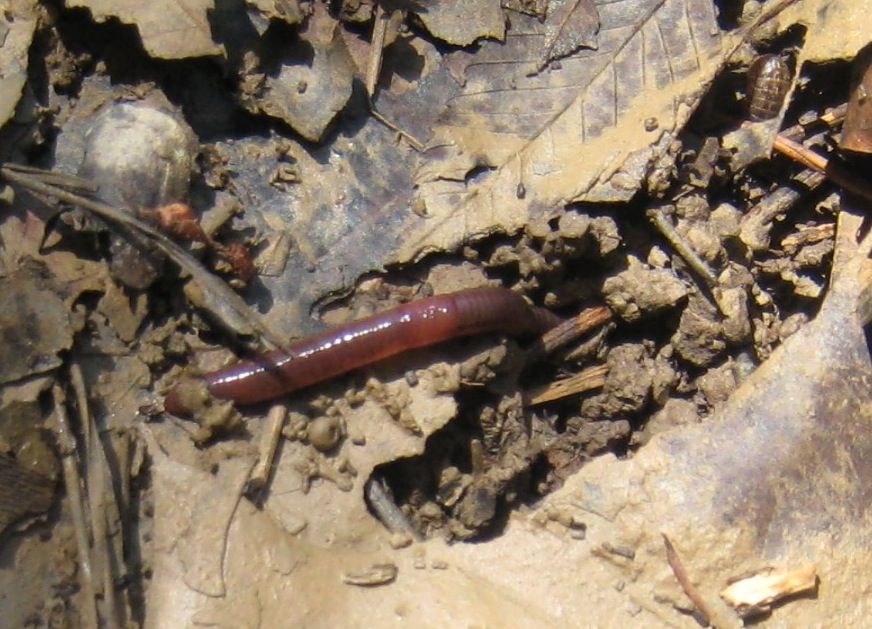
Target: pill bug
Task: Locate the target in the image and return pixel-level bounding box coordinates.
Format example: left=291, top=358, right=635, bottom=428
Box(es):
left=747, top=54, right=792, bottom=121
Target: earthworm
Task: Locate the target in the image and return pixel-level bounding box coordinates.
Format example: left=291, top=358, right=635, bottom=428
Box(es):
left=165, top=287, right=562, bottom=415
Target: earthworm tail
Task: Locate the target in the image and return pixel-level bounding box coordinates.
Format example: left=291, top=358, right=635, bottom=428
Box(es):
left=164, top=287, right=561, bottom=415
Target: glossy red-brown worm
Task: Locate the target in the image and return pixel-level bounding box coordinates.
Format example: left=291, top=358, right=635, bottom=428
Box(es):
left=165, top=287, right=561, bottom=415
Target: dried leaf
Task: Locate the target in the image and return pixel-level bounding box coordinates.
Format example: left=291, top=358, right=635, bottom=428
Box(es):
left=0, top=165, right=287, bottom=351
left=721, top=565, right=818, bottom=618
left=501, top=0, right=548, bottom=18
left=69, top=0, right=223, bottom=59
left=781, top=0, right=872, bottom=65
left=417, top=0, right=506, bottom=47
left=393, top=0, right=738, bottom=262
left=537, top=0, right=600, bottom=71
left=0, top=453, right=55, bottom=534
left=839, top=44, right=872, bottom=154
left=196, top=122, right=418, bottom=340
left=0, top=269, right=73, bottom=384
left=0, top=2, right=37, bottom=129
left=0, top=212, right=108, bottom=302
left=245, top=0, right=305, bottom=26
left=254, top=4, right=355, bottom=142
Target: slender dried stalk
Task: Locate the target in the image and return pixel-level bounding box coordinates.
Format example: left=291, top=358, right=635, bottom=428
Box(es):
left=53, top=385, right=100, bottom=629
left=773, top=134, right=872, bottom=203
left=648, top=208, right=719, bottom=288
left=1, top=164, right=288, bottom=352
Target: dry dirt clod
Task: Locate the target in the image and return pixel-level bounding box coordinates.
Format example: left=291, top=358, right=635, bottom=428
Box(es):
left=307, top=415, right=344, bottom=452
left=671, top=293, right=727, bottom=367
left=602, top=257, right=688, bottom=323
left=580, top=344, right=656, bottom=419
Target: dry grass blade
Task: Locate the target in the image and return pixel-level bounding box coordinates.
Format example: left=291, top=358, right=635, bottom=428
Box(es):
left=52, top=384, right=99, bottom=629
left=72, top=364, right=126, bottom=626
left=0, top=164, right=289, bottom=353
left=366, top=3, right=389, bottom=98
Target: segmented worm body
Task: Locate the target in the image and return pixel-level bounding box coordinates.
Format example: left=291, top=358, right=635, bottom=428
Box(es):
left=165, top=287, right=561, bottom=415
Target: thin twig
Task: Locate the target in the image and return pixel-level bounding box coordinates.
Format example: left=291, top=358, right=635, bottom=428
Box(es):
left=535, top=305, right=614, bottom=357
left=0, top=163, right=99, bottom=193
left=648, top=208, right=720, bottom=289
left=369, top=105, right=425, bottom=151
left=1, top=164, right=289, bottom=353
left=525, top=364, right=608, bottom=405
left=663, top=534, right=718, bottom=628
left=246, top=404, right=288, bottom=499
left=773, top=134, right=872, bottom=203
left=52, top=384, right=100, bottom=629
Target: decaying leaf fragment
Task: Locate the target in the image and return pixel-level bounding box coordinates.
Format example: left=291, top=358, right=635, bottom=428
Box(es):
left=0, top=400, right=59, bottom=536
left=416, top=0, right=506, bottom=47
left=840, top=44, right=872, bottom=154
left=69, top=0, right=223, bottom=59
left=0, top=269, right=73, bottom=385
left=536, top=0, right=600, bottom=71
left=245, top=0, right=306, bottom=26
left=0, top=453, right=56, bottom=535
left=252, top=3, right=356, bottom=142
left=720, top=565, right=818, bottom=618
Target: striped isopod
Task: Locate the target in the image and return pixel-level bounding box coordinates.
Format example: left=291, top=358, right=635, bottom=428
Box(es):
left=747, top=54, right=792, bottom=121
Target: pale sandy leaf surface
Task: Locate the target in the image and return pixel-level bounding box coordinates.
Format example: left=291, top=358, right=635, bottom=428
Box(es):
left=69, top=0, right=223, bottom=59
left=416, top=0, right=506, bottom=46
